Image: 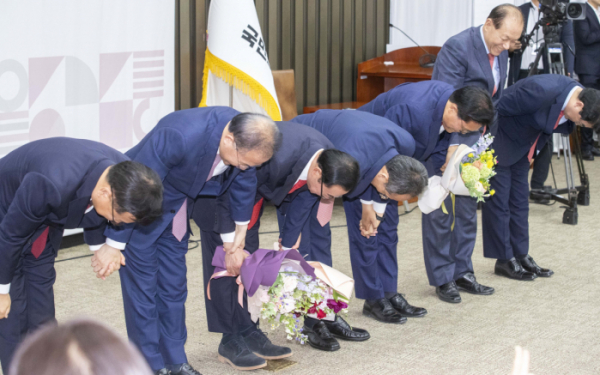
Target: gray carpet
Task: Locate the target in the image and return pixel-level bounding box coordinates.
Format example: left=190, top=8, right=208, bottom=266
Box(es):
left=6, top=154, right=600, bottom=374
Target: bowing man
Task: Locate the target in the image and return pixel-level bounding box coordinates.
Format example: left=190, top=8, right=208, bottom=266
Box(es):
left=358, top=81, right=496, bottom=304
left=194, top=122, right=364, bottom=367
left=0, top=138, right=163, bottom=374
left=431, top=4, right=523, bottom=303
left=100, top=108, right=281, bottom=375
left=483, top=75, right=600, bottom=280
left=292, top=110, right=428, bottom=330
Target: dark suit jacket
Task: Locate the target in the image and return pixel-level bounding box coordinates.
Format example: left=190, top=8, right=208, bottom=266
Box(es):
left=574, top=2, right=600, bottom=77
left=106, top=106, right=256, bottom=248
left=495, top=74, right=581, bottom=166
left=292, top=110, right=416, bottom=202
left=433, top=25, right=508, bottom=143
left=508, top=2, right=575, bottom=86
left=218, top=122, right=335, bottom=247
left=0, top=138, right=128, bottom=284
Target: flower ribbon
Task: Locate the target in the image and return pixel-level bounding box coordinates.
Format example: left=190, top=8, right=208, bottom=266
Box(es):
left=441, top=192, right=456, bottom=231
left=207, top=270, right=245, bottom=307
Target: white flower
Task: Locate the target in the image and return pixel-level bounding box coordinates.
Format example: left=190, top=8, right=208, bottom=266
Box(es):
left=281, top=297, right=296, bottom=313
left=282, top=276, right=298, bottom=293
left=475, top=181, right=486, bottom=193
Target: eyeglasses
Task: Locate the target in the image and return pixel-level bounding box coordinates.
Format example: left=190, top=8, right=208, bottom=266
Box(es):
left=234, top=142, right=249, bottom=170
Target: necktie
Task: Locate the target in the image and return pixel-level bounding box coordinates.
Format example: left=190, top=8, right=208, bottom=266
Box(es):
left=248, top=180, right=307, bottom=229
left=31, top=227, right=50, bottom=259
left=172, top=199, right=187, bottom=242
left=206, top=154, right=222, bottom=181
left=488, top=53, right=497, bottom=96
left=316, top=199, right=334, bottom=227
left=528, top=111, right=564, bottom=163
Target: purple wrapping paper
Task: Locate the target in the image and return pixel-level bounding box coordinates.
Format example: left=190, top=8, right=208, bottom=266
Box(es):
left=212, top=246, right=316, bottom=297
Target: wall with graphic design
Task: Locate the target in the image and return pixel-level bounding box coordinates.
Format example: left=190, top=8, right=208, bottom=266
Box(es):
left=0, top=1, right=175, bottom=156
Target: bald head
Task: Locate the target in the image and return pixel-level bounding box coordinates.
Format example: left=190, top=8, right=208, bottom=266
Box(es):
left=228, top=112, right=282, bottom=160
left=488, top=4, right=523, bottom=30
left=483, top=3, right=524, bottom=56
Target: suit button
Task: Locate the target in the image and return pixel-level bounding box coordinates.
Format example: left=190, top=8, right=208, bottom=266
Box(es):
left=170, top=209, right=176, bottom=214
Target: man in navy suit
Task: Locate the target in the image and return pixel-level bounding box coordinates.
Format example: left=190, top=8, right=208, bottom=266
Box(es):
left=293, top=110, right=429, bottom=327
left=574, top=0, right=600, bottom=160
left=508, top=0, right=576, bottom=202
left=430, top=4, right=523, bottom=303
left=358, top=81, right=496, bottom=304
left=197, top=122, right=366, bottom=358
left=98, top=108, right=281, bottom=375
left=0, top=138, right=163, bottom=374
left=482, top=75, right=600, bottom=280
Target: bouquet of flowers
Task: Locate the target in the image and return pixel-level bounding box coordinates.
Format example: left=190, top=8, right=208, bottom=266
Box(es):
left=460, top=134, right=497, bottom=202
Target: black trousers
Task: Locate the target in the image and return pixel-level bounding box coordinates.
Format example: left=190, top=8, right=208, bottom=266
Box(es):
left=579, top=74, right=599, bottom=153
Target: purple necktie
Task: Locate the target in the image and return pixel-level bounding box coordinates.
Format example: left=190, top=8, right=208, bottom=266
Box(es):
left=207, top=154, right=222, bottom=181
left=172, top=199, right=187, bottom=242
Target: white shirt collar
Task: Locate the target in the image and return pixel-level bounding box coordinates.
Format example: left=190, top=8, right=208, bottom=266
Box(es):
left=297, top=149, right=323, bottom=183
left=559, top=86, right=579, bottom=124
left=439, top=125, right=446, bottom=134
left=85, top=199, right=94, bottom=214
left=479, top=25, right=490, bottom=54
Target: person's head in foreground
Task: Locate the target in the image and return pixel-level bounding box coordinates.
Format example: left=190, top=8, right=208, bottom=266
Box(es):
left=219, top=112, right=283, bottom=170
left=482, top=3, right=524, bottom=56
left=306, top=149, right=361, bottom=200
left=92, top=161, right=163, bottom=226
left=9, top=319, right=152, bottom=375
left=443, top=86, right=495, bottom=134
left=371, top=155, right=429, bottom=202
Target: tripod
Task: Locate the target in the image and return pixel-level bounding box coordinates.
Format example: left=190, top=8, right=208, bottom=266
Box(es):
left=520, top=21, right=590, bottom=225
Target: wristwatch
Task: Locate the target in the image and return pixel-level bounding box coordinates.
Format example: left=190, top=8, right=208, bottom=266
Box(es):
left=375, top=213, right=384, bottom=221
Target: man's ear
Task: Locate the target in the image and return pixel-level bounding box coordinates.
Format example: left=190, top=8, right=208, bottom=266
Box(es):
left=98, top=186, right=111, bottom=200
left=223, top=132, right=235, bottom=147
left=574, top=99, right=585, bottom=113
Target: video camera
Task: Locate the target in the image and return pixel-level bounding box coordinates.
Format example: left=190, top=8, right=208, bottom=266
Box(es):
left=520, top=0, right=586, bottom=47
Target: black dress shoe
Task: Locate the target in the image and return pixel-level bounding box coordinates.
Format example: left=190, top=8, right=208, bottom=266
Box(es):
left=243, top=329, right=292, bottom=359
left=455, top=273, right=495, bottom=295
left=436, top=281, right=461, bottom=303
left=518, top=255, right=554, bottom=277
left=494, top=259, right=537, bottom=281
left=581, top=151, right=595, bottom=161
left=592, top=147, right=600, bottom=156
left=218, top=337, right=267, bottom=370
left=389, top=293, right=427, bottom=317
left=303, top=321, right=340, bottom=351
left=155, top=369, right=170, bottom=375
left=529, top=189, right=550, bottom=204
left=171, top=363, right=202, bottom=375
left=323, top=315, right=370, bottom=341
left=362, top=299, right=407, bottom=324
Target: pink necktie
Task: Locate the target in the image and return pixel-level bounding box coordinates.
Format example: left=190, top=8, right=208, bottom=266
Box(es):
left=488, top=53, right=497, bottom=96
left=316, top=199, right=334, bottom=227
left=172, top=199, right=187, bottom=242
left=207, top=154, right=222, bottom=181
left=528, top=111, right=564, bottom=162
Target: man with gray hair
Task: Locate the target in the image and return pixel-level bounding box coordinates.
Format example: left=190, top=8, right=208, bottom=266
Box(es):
left=293, top=110, right=428, bottom=335
left=93, top=107, right=281, bottom=375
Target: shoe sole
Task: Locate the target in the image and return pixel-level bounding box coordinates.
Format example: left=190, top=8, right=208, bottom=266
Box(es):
left=362, top=308, right=407, bottom=324
left=436, top=294, right=461, bottom=304
left=253, top=351, right=293, bottom=360
left=307, top=340, right=340, bottom=352
left=217, top=355, right=267, bottom=371
left=330, top=333, right=371, bottom=342
left=397, top=311, right=427, bottom=318
left=494, top=269, right=536, bottom=281
left=455, top=286, right=495, bottom=296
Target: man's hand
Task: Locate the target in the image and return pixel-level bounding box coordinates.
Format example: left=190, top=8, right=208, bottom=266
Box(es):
left=224, top=248, right=249, bottom=275
left=91, top=244, right=125, bottom=280
left=360, top=203, right=380, bottom=238
left=509, top=41, right=522, bottom=53
left=278, top=234, right=302, bottom=251
left=441, top=145, right=458, bottom=173
left=223, top=224, right=248, bottom=254
left=0, top=294, right=11, bottom=319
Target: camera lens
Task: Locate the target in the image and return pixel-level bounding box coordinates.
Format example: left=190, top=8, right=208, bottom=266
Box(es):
left=567, top=3, right=583, bottom=19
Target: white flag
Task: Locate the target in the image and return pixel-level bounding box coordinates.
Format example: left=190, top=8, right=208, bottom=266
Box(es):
left=199, top=0, right=282, bottom=121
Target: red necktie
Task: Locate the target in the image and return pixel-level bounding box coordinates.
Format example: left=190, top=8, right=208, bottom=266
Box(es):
left=31, top=227, right=49, bottom=259
left=248, top=180, right=307, bottom=229
left=488, top=53, right=497, bottom=96
left=528, top=111, right=564, bottom=162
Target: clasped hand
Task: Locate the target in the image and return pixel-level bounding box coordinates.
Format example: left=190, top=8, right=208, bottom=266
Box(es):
left=0, top=294, right=10, bottom=320
left=91, top=244, right=125, bottom=280
left=360, top=203, right=380, bottom=238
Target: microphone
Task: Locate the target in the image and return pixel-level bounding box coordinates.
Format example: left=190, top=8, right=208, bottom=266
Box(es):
left=389, top=23, right=436, bottom=68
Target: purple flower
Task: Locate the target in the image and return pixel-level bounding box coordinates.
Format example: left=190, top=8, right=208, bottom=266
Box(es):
left=326, top=299, right=348, bottom=314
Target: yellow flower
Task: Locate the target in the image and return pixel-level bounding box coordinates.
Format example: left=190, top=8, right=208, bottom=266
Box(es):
left=486, top=160, right=494, bottom=169
left=490, top=189, right=496, bottom=196
left=468, top=153, right=474, bottom=158
left=463, top=163, right=472, bottom=167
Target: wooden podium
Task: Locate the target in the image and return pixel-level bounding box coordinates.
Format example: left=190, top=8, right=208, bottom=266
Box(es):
left=357, top=46, right=441, bottom=103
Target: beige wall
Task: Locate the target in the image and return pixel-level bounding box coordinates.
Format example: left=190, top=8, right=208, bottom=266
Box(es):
left=175, top=0, right=389, bottom=113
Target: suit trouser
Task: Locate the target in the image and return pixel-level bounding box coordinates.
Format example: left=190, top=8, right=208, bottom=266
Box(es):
left=293, top=203, right=333, bottom=266
left=579, top=75, right=599, bottom=153
left=0, top=227, right=62, bottom=374
left=120, top=222, right=190, bottom=371
left=343, top=198, right=399, bottom=300
left=421, top=195, right=476, bottom=287
left=482, top=153, right=530, bottom=260
left=530, top=137, right=553, bottom=190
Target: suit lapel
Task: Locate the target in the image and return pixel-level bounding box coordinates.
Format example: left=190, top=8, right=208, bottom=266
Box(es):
left=472, top=27, right=495, bottom=94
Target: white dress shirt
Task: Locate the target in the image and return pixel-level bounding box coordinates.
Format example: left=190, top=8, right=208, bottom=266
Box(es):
left=589, top=1, right=600, bottom=25
left=480, top=25, right=501, bottom=89
left=521, top=2, right=544, bottom=71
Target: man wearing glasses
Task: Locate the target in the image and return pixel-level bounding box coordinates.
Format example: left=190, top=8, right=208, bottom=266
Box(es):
left=292, top=110, right=428, bottom=329
left=95, top=108, right=281, bottom=375
left=0, top=137, right=163, bottom=374
left=195, top=122, right=364, bottom=364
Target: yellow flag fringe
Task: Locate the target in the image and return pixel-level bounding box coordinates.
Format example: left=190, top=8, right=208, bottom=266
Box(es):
left=199, top=48, right=282, bottom=121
